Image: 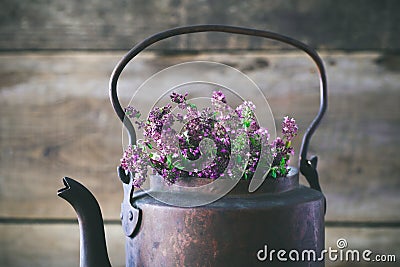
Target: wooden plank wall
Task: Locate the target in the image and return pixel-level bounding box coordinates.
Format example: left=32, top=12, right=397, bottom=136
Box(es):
left=0, top=0, right=399, bottom=51
left=1, top=1, right=399, bottom=266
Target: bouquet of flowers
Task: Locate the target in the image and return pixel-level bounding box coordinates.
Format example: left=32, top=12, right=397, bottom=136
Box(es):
left=121, top=91, right=298, bottom=188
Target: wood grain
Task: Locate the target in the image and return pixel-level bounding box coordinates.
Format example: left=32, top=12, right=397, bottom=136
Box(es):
left=0, top=224, right=126, bottom=267
left=1, top=224, right=398, bottom=267
left=0, top=0, right=399, bottom=51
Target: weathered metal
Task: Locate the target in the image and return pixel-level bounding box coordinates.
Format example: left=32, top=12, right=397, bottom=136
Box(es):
left=127, top=169, right=324, bottom=266
left=58, top=25, right=328, bottom=267
left=58, top=177, right=112, bottom=267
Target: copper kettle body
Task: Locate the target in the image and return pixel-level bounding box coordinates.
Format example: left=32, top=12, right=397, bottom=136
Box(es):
left=58, top=25, right=327, bottom=267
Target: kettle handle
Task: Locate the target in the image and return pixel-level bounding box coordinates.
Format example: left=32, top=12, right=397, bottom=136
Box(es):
left=109, top=25, right=327, bottom=196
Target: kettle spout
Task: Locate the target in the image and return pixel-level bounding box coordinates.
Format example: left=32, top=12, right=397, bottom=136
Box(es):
left=58, top=177, right=112, bottom=267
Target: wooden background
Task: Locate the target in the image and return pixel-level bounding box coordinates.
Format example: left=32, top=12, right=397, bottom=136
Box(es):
left=1, top=0, right=399, bottom=51
left=1, top=1, right=399, bottom=266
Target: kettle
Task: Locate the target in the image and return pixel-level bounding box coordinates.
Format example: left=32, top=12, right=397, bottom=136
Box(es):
left=58, top=25, right=327, bottom=267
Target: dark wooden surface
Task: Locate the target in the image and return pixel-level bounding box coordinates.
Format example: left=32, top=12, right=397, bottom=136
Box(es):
left=1, top=0, right=399, bottom=51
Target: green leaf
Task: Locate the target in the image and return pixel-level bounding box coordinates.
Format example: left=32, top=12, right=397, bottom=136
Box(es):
left=249, top=136, right=259, bottom=146
left=249, top=137, right=254, bottom=146
left=173, top=161, right=184, bottom=170
left=237, top=155, right=242, bottom=163
left=286, top=140, right=291, bottom=148
left=146, top=142, right=153, bottom=149
left=271, top=169, right=277, bottom=178
left=243, top=120, right=251, bottom=128
left=188, top=103, right=197, bottom=109
left=135, top=112, right=141, bottom=118
left=166, top=154, right=173, bottom=169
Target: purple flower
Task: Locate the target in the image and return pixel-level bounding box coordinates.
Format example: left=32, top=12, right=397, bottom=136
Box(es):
left=121, top=90, right=299, bottom=186
left=160, top=167, right=180, bottom=184
left=271, top=137, right=285, bottom=155
left=267, top=116, right=299, bottom=178
left=125, top=106, right=141, bottom=119
left=132, top=175, right=146, bottom=188
left=282, top=116, right=298, bottom=141
left=255, top=127, right=269, bottom=140
left=235, top=101, right=256, bottom=119
left=170, top=92, right=188, bottom=104
left=120, top=144, right=149, bottom=187
left=212, top=90, right=226, bottom=103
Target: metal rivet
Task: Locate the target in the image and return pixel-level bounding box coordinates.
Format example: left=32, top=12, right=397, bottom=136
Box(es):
left=128, top=210, right=133, bottom=221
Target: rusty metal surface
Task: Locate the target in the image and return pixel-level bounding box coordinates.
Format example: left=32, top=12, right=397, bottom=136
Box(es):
left=127, top=170, right=325, bottom=266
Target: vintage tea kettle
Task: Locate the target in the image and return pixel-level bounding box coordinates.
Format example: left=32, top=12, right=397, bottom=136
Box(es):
left=58, top=25, right=327, bottom=267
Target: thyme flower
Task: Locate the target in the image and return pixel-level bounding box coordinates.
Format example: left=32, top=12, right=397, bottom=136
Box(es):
left=120, top=90, right=298, bottom=187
